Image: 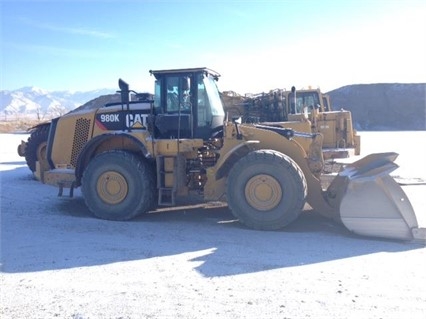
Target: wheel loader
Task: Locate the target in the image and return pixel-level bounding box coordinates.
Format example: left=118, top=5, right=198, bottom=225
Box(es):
left=21, top=67, right=425, bottom=241
left=222, top=87, right=360, bottom=160
left=17, top=80, right=354, bottom=178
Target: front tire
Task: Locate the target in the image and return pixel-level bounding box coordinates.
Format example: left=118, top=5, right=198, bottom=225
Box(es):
left=81, top=151, right=156, bottom=221
left=227, top=150, right=307, bottom=230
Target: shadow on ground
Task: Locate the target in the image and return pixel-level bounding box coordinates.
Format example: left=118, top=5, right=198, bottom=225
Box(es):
left=1, top=166, right=423, bottom=277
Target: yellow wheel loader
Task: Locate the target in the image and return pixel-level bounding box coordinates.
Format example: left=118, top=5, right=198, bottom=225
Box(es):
left=222, top=87, right=360, bottom=160
left=24, top=67, right=425, bottom=241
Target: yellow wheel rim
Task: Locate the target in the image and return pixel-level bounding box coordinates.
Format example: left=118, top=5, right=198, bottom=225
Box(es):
left=96, top=171, right=128, bottom=205
left=245, top=174, right=282, bottom=211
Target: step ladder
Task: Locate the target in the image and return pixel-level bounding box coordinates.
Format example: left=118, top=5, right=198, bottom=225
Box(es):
left=156, top=155, right=177, bottom=206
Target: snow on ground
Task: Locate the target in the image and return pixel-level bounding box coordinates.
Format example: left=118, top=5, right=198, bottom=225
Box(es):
left=1, top=132, right=425, bottom=319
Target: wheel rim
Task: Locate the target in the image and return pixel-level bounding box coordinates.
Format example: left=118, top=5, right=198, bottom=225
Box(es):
left=245, top=174, right=282, bottom=211
left=96, top=171, right=128, bottom=205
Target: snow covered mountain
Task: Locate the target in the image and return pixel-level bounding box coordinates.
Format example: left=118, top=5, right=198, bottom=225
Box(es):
left=0, top=87, right=114, bottom=121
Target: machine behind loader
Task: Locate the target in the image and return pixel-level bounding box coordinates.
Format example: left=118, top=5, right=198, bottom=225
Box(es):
left=222, top=87, right=360, bottom=159
left=19, top=67, right=425, bottom=242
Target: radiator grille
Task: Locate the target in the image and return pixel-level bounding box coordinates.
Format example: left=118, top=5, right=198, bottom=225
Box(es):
left=71, top=118, right=91, bottom=167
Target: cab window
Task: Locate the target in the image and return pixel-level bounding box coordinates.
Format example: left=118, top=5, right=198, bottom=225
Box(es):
left=165, top=76, right=191, bottom=112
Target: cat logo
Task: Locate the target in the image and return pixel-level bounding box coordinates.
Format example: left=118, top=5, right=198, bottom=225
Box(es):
left=126, top=113, right=148, bottom=129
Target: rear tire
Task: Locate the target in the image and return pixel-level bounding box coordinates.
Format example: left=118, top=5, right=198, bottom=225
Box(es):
left=25, top=124, right=50, bottom=174
left=227, top=150, right=307, bottom=230
left=81, top=151, right=156, bottom=221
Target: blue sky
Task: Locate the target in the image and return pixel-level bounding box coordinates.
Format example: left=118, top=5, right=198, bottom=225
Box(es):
left=1, top=0, right=425, bottom=94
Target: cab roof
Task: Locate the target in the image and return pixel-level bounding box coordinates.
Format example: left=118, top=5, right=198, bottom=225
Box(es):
left=149, top=67, right=220, bottom=79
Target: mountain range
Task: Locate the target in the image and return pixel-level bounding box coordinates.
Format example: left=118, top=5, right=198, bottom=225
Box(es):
left=0, top=87, right=115, bottom=121
left=1, top=83, right=425, bottom=130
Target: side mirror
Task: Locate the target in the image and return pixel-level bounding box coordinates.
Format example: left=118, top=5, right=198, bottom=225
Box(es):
left=232, top=116, right=242, bottom=124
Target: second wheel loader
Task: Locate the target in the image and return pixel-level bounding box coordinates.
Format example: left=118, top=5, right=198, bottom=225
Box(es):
left=20, top=67, right=425, bottom=242
left=222, top=87, right=360, bottom=160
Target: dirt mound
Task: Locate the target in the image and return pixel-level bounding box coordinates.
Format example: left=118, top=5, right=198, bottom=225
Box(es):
left=328, top=83, right=426, bottom=130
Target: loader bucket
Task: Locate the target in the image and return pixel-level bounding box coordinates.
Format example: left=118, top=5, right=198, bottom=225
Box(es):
left=327, top=152, right=425, bottom=241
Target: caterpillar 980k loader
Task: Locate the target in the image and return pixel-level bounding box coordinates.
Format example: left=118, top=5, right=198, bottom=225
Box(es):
left=22, top=67, right=425, bottom=241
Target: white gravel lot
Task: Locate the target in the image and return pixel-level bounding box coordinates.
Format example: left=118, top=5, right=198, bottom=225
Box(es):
left=1, top=132, right=425, bottom=319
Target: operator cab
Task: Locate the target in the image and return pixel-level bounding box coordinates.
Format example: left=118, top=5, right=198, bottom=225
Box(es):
left=149, top=67, right=225, bottom=140
left=289, top=90, right=322, bottom=115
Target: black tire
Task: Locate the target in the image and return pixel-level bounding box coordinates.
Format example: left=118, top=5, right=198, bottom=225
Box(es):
left=227, top=150, right=307, bottom=230
left=25, top=124, right=50, bottom=173
left=81, top=151, right=156, bottom=221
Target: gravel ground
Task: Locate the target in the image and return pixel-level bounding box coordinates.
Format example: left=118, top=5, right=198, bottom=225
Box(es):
left=1, top=132, right=425, bottom=319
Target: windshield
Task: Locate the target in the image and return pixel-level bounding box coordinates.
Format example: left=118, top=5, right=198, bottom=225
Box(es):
left=289, top=92, right=320, bottom=114
left=203, top=75, right=225, bottom=116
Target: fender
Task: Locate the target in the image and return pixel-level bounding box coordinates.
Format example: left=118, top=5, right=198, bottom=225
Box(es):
left=215, top=140, right=260, bottom=180
left=74, top=132, right=151, bottom=185
left=29, top=121, right=52, bottom=132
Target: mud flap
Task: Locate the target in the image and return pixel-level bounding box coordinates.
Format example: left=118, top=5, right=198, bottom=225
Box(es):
left=333, top=152, right=424, bottom=241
